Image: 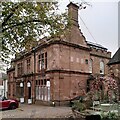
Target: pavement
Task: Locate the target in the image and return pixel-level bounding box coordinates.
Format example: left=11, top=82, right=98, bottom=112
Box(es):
left=0, top=104, right=73, bottom=119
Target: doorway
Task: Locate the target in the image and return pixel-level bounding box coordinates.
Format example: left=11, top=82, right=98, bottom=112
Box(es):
left=27, top=81, right=32, bottom=104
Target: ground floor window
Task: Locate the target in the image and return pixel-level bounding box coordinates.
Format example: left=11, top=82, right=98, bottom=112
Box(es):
left=35, top=79, right=50, bottom=101
left=16, top=82, right=24, bottom=98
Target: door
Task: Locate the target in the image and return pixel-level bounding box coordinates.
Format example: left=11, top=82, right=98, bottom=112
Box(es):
left=27, top=82, right=32, bottom=104
left=20, top=82, right=24, bottom=103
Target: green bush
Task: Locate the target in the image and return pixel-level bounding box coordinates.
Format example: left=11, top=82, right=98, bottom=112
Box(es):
left=72, top=101, right=86, bottom=112
left=101, top=112, right=119, bottom=120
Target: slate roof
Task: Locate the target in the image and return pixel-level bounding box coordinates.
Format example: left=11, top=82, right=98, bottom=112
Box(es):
left=87, top=41, right=108, bottom=50
left=108, top=47, right=120, bottom=65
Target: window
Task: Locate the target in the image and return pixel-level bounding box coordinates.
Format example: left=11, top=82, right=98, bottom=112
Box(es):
left=35, top=79, right=50, bottom=101
left=70, top=57, right=73, bottom=62
left=76, top=58, right=79, bottom=63
left=26, top=58, right=31, bottom=73
left=38, top=52, right=47, bottom=70
left=85, top=59, right=88, bottom=64
left=16, top=82, right=23, bottom=98
left=45, top=52, right=47, bottom=69
left=17, top=63, right=23, bottom=76
left=89, top=59, right=93, bottom=73
left=100, top=60, right=104, bottom=74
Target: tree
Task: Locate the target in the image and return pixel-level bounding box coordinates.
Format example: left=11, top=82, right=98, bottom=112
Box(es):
left=90, top=76, right=119, bottom=102
left=1, top=1, right=68, bottom=66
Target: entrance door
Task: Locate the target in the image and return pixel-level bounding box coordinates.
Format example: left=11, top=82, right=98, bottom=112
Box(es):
left=27, top=82, right=32, bottom=104
left=20, top=82, right=24, bottom=103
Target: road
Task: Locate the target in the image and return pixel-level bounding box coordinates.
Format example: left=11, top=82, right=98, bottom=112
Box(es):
left=1, top=104, right=73, bottom=119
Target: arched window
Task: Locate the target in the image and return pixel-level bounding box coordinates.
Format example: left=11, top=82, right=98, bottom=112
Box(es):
left=100, top=60, right=104, bottom=74
left=89, top=59, right=93, bottom=73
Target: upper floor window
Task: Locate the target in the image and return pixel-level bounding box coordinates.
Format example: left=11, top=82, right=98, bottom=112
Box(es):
left=38, top=52, right=47, bottom=70
left=26, top=58, right=31, bottom=73
left=89, top=59, right=93, bottom=73
left=85, top=59, right=88, bottom=64
left=100, top=60, right=104, bottom=74
left=17, top=63, right=23, bottom=76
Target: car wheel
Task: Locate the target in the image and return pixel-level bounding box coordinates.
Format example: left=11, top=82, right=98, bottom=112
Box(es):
left=9, top=103, right=17, bottom=110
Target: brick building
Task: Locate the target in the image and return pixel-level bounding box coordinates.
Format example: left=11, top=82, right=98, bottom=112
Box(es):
left=0, top=73, right=7, bottom=97
left=107, top=48, right=120, bottom=99
left=7, top=2, right=111, bottom=105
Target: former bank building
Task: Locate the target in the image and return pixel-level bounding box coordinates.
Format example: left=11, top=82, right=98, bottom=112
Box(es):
left=7, top=2, right=111, bottom=105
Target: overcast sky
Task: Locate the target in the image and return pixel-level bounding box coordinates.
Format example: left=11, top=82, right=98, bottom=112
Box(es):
left=59, top=0, right=119, bottom=56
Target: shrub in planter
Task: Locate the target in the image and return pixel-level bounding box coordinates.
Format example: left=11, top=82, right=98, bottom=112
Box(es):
left=72, top=101, right=86, bottom=112
left=101, top=112, right=119, bottom=120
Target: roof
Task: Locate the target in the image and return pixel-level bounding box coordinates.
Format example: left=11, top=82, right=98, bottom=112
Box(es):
left=87, top=41, right=108, bottom=50
left=107, top=47, right=120, bottom=65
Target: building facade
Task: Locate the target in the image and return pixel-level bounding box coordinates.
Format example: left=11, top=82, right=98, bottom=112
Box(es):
left=107, top=48, right=120, bottom=99
left=7, top=2, right=111, bottom=105
left=0, top=73, right=7, bottom=97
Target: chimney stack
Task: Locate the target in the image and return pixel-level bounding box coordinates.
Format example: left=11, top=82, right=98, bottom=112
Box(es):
left=65, top=2, right=89, bottom=48
left=67, top=2, right=79, bottom=27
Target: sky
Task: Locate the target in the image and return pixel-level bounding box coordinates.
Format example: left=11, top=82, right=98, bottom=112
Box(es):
left=59, top=0, right=119, bottom=56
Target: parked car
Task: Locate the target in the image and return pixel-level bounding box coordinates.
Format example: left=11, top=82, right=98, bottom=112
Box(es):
left=0, top=96, right=19, bottom=110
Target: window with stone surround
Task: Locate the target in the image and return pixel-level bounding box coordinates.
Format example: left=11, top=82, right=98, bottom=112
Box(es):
left=17, top=62, right=23, bottom=76
left=26, top=58, right=31, bottom=73
left=16, top=82, right=22, bottom=98
left=89, top=59, right=93, bottom=73
left=38, top=52, right=47, bottom=71
left=100, top=60, right=104, bottom=74
left=35, top=79, right=50, bottom=101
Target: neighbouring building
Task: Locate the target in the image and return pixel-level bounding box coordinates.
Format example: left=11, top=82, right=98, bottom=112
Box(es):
left=0, top=73, right=7, bottom=97
left=7, top=2, right=111, bottom=105
left=107, top=48, right=120, bottom=99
